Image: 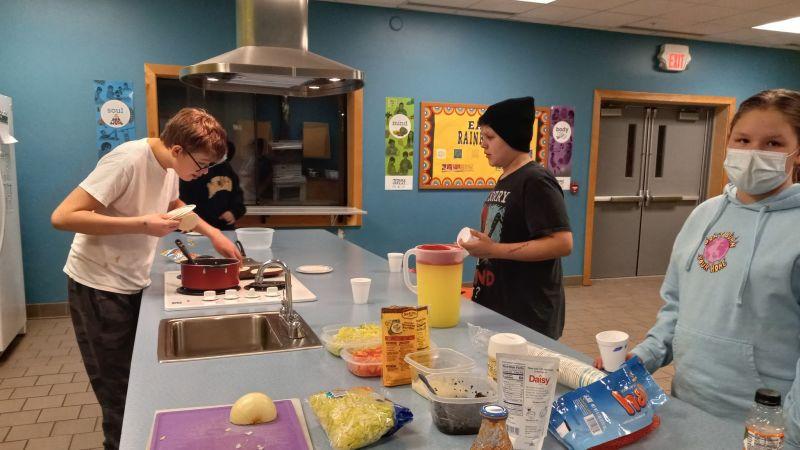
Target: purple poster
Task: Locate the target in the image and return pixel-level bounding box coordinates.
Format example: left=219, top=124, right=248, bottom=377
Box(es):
left=548, top=106, right=574, bottom=190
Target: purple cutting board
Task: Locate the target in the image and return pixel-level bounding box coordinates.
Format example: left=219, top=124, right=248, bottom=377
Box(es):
left=149, top=399, right=309, bottom=450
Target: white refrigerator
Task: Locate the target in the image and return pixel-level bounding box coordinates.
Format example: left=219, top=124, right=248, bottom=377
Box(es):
left=0, top=93, right=27, bottom=352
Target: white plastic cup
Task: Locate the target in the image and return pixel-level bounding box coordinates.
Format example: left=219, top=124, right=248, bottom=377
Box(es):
left=350, top=278, right=371, bottom=304
left=387, top=253, right=403, bottom=272
left=596, top=330, right=630, bottom=372
left=487, top=333, right=528, bottom=382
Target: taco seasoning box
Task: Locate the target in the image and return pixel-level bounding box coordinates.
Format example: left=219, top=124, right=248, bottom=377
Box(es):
left=471, top=405, right=513, bottom=450
left=382, top=306, right=430, bottom=387
left=743, top=388, right=785, bottom=450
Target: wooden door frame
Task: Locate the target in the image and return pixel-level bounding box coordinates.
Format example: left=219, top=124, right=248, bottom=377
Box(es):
left=144, top=63, right=364, bottom=227
left=582, top=89, right=736, bottom=286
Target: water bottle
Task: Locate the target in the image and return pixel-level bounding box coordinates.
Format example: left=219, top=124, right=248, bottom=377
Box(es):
left=743, top=388, right=784, bottom=450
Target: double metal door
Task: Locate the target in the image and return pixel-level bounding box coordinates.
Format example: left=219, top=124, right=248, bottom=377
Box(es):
left=592, top=105, right=712, bottom=278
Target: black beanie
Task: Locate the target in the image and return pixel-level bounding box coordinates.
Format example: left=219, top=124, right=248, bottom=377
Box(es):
left=477, top=96, right=535, bottom=152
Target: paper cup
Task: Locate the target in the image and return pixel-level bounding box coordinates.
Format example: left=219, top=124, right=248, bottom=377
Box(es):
left=596, top=330, right=629, bottom=372
left=351, top=278, right=371, bottom=304
left=387, top=253, right=403, bottom=272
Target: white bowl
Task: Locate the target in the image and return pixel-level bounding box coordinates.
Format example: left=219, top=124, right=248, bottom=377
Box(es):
left=236, top=227, right=274, bottom=250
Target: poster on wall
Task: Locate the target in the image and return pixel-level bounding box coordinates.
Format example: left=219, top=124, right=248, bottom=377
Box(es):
left=419, top=102, right=551, bottom=189
left=95, top=80, right=135, bottom=159
left=385, top=97, right=414, bottom=190
left=548, top=106, right=574, bottom=190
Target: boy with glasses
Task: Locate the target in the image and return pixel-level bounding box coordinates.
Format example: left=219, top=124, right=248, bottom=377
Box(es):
left=51, top=107, right=240, bottom=450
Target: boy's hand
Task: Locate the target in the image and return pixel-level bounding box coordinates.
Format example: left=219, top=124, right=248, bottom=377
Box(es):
left=219, top=211, right=236, bottom=225
left=142, top=214, right=180, bottom=237
left=459, top=229, right=496, bottom=259
left=210, top=232, right=242, bottom=261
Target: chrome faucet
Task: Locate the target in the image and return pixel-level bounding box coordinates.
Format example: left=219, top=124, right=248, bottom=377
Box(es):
left=254, top=259, right=305, bottom=339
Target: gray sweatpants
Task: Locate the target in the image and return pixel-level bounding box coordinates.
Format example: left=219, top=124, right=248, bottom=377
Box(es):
left=67, top=278, right=141, bottom=450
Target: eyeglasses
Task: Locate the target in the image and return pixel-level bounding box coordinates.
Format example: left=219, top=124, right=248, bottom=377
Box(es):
left=185, top=150, right=225, bottom=172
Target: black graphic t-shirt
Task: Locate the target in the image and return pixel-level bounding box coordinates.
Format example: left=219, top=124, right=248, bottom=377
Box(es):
left=179, top=162, right=246, bottom=231
left=472, top=161, right=571, bottom=339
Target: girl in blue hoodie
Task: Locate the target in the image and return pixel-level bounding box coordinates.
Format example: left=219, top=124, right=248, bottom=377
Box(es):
left=597, top=89, right=800, bottom=447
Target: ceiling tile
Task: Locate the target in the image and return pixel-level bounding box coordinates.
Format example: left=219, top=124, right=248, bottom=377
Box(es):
left=611, top=0, right=696, bottom=17
left=546, top=0, right=637, bottom=11
left=656, top=4, right=740, bottom=23
left=510, top=15, right=563, bottom=25
left=400, top=3, right=460, bottom=14
left=626, top=16, right=708, bottom=34
left=517, top=5, right=595, bottom=22
left=468, top=0, right=544, bottom=14
left=458, top=9, right=516, bottom=18
left=705, top=11, right=790, bottom=28
left=685, top=21, right=742, bottom=35
left=762, top=3, right=800, bottom=17
left=570, top=11, right=646, bottom=27
left=703, top=0, right=787, bottom=11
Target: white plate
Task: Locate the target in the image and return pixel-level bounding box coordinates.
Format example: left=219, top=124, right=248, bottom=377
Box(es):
left=296, top=265, right=333, bottom=274
left=166, top=204, right=196, bottom=220
left=183, top=231, right=202, bottom=236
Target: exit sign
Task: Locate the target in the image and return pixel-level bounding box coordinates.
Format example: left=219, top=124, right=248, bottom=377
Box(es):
left=658, top=44, right=691, bottom=72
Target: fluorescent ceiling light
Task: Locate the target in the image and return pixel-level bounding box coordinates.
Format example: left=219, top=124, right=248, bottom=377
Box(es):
left=515, top=0, right=555, bottom=3
left=754, top=16, right=800, bottom=34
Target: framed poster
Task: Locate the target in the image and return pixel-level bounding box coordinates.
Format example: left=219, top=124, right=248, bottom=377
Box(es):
left=419, top=102, right=550, bottom=189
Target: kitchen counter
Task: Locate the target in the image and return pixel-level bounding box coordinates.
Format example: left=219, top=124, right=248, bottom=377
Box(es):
left=121, top=229, right=741, bottom=449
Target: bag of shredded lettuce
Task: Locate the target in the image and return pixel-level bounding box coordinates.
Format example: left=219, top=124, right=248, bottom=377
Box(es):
left=308, top=387, right=413, bottom=450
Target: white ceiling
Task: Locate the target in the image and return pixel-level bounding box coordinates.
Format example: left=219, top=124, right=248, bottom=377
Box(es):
left=321, top=0, right=800, bottom=50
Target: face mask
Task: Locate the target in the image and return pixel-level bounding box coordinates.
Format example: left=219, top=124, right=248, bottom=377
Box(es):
left=724, top=148, right=797, bottom=195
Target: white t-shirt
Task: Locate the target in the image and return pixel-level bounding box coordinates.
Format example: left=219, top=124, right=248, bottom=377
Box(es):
left=63, top=138, right=179, bottom=294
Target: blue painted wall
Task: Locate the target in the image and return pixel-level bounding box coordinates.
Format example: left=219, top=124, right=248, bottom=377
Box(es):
left=3, top=0, right=800, bottom=303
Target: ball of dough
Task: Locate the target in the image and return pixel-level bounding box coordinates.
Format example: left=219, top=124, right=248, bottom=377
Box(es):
left=229, top=392, right=277, bottom=425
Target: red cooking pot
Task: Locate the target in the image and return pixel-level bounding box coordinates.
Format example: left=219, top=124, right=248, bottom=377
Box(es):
left=179, top=258, right=240, bottom=291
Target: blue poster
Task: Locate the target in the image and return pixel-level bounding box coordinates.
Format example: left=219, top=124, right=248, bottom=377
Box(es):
left=95, top=80, right=135, bottom=159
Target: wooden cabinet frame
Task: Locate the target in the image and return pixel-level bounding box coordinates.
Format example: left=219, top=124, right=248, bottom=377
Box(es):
left=144, top=63, right=363, bottom=227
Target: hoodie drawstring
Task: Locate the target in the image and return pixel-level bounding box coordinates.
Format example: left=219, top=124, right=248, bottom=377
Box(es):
left=736, top=205, right=770, bottom=305
left=684, top=197, right=730, bottom=272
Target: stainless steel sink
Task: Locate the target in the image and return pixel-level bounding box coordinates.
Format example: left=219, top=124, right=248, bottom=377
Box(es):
left=157, top=312, right=322, bottom=363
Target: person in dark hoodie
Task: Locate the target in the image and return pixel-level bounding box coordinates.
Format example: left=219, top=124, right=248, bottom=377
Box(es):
left=459, top=97, right=573, bottom=340
left=596, top=89, right=800, bottom=448
left=179, top=141, right=246, bottom=230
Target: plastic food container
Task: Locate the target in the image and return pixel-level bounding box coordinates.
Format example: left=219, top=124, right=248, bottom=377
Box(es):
left=235, top=227, right=275, bottom=250
left=320, top=323, right=381, bottom=357
left=426, top=373, right=498, bottom=435
left=404, top=348, right=476, bottom=399
left=340, top=346, right=382, bottom=378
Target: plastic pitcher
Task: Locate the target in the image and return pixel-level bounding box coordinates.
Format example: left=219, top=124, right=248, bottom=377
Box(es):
left=403, top=244, right=466, bottom=328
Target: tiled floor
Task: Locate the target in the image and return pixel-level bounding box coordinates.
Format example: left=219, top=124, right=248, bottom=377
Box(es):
left=0, top=318, right=102, bottom=450
left=0, top=276, right=670, bottom=449
left=561, top=276, right=674, bottom=394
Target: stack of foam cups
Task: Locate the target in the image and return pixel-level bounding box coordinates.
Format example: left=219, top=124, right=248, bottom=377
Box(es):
left=527, top=343, right=606, bottom=389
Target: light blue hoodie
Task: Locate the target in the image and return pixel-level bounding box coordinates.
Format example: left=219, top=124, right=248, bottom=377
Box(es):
left=632, top=183, right=800, bottom=448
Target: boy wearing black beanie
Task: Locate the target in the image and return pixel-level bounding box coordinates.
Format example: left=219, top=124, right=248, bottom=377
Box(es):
left=459, top=97, right=572, bottom=339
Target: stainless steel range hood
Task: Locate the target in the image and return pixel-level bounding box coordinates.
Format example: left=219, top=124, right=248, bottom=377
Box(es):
left=180, top=0, right=363, bottom=97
